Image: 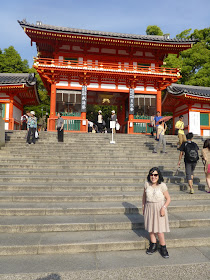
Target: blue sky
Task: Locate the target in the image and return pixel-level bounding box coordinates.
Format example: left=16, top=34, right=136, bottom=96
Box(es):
left=0, top=0, right=209, bottom=67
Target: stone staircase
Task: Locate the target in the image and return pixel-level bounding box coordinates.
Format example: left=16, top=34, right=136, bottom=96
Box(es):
left=0, top=131, right=209, bottom=278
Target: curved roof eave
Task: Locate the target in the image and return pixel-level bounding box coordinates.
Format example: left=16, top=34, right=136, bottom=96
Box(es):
left=167, top=83, right=210, bottom=98
left=18, top=20, right=198, bottom=45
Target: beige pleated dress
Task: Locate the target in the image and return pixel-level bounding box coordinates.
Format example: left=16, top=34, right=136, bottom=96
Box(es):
left=144, top=181, right=170, bottom=233
left=202, top=148, right=210, bottom=174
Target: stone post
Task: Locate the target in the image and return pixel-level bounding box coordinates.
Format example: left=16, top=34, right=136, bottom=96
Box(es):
left=0, top=104, right=5, bottom=147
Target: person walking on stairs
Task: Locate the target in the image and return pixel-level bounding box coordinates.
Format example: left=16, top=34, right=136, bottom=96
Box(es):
left=175, top=115, right=186, bottom=149
left=178, top=132, right=199, bottom=194
left=202, top=139, right=210, bottom=193
left=56, top=113, right=64, bottom=142
left=153, top=121, right=167, bottom=153
left=142, top=167, right=171, bottom=258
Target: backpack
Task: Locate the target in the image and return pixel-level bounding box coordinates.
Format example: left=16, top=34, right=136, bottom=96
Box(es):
left=22, top=115, right=27, bottom=123
left=185, top=142, right=199, bottom=162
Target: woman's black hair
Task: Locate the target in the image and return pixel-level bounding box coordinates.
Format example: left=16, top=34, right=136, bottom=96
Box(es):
left=147, top=167, right=164, bottom=184
left=59, top=112, right=63, bottom=116
left=203, top=139, right=210, bottom=150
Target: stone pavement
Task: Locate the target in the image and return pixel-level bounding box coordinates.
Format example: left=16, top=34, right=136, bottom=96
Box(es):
left=0, top=247, right=209, bottom=279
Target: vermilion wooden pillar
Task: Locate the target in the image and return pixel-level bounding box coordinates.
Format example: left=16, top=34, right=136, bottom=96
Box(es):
left=80, top=112, right=87, bottom=132
left=49, top=83, right=56, bottom=131
left=9, top=96, right=14, bottom=130
left=156, top=90, right=162, bottom=115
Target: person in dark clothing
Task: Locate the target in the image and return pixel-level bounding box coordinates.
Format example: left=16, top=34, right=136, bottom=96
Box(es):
left=21, top=111, right=29, bottom=130
left=56, top=113, right=64, bottom=142
left=178, top=132, right=199, bottom=194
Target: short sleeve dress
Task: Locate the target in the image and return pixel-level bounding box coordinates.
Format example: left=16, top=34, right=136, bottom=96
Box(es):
left=144, top=181, right=170, bottom=233
left=202, top=148, right=210, bottom=174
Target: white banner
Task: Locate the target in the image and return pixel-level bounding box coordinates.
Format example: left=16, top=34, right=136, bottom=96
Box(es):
left=189, top=112, right=200, bottom=135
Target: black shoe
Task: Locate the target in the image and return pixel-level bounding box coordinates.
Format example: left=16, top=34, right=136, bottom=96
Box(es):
left=160, top=245, right=169, bottom=258
left=146, top=242, right=157, bottom=255
left=153, top=151, right=157, bottom=153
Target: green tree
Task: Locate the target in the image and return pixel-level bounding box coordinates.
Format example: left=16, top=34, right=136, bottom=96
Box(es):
left=0, top=45, right=50, bottom=117
left=176, top=29, right=192, bottom=39
left=164, top=27, right=210, bottom=87
left=0, top=46, right=29, bottom=73
left=146, top=25, right=163, bottom=36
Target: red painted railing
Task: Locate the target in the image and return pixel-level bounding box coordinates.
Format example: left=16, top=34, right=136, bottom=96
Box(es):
left=34, top=58, right=180, bottom=76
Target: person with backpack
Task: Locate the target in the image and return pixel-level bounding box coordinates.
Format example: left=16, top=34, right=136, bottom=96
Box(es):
left=177, top=132, right=199, bottom=194
left=21, top=111, right=29, bottom=130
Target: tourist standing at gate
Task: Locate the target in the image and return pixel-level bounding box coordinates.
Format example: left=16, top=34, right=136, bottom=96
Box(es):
left=97, top=110, right=103, bottom=133
left=56, top=113, right=64, bottom=142
left=111, top=110, right=117, bottom=133
left=142, top=167, right=171, bottom=258
left=153, top=121, right=167, bottom=153
left=27, top=111, right=37, bottom=144
left=178, top=132, right=199, bottom=194
left=150, top=114, right=156, bottom=136
left=175, top=115, right=186, bottom=149
left=202, top=139, right=210, bottom=193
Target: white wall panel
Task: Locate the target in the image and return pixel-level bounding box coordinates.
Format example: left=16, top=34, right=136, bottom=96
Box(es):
left=146, top=86, right=157, bottom=92
left=13, top=105, right=22, bottom=121
left=56, top=81, right=68, bottom=86
left=70, top=82, right=81, bottom=87
left=87, top=83, right=99, bottom=88
left=101, top=84, right=116, bottom=89
left=5, top=103, right=9, bottom=119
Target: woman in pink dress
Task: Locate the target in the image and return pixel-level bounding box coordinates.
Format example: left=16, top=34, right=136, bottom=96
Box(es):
left=202, top=139, right=210, bottom=193
left=142, top=167, right=171, bottom=258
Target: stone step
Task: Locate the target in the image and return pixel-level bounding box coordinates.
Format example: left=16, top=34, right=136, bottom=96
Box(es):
left=0, top=182, right=206, bottom=192
left=0, top=164, right=205, bottom=172
left=0, top=200, right=209, bottom=216
left=0, top=226, right=209, bottom=256
left=0, top=168, right=206, bottom=177
left=0, top=191, right=209, bottom=203
left=0, top=212, right=209, bottom=233
left=0, top=175, right=205, bottom=184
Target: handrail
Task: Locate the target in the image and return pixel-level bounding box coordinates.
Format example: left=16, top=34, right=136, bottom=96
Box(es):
left=34, top=58, right=180, bottom=76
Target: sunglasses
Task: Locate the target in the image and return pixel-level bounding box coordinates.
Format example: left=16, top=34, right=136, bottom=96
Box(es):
left=149, top=173, right=159, bottom=177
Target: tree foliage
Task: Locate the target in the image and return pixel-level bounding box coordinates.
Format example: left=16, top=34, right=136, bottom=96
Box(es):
left=0, top=46, right=50, bottom=117
left=146, top=25, right=163, bottom=36
left=0, top=46, right=29, bottom=73
left=164, top=27, right=210, bottom=87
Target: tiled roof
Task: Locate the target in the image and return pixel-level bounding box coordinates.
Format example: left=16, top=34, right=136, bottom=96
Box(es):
left=0, top=73, right=36, bottom=86
left=167, top=83, right=210, bottom=98
left=18, top=20, right=197, bottom=44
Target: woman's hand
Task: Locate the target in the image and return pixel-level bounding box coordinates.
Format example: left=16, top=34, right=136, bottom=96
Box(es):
left=142, top=205, right=145, bottom=215
left=160, top=207, right=165, bottom=217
